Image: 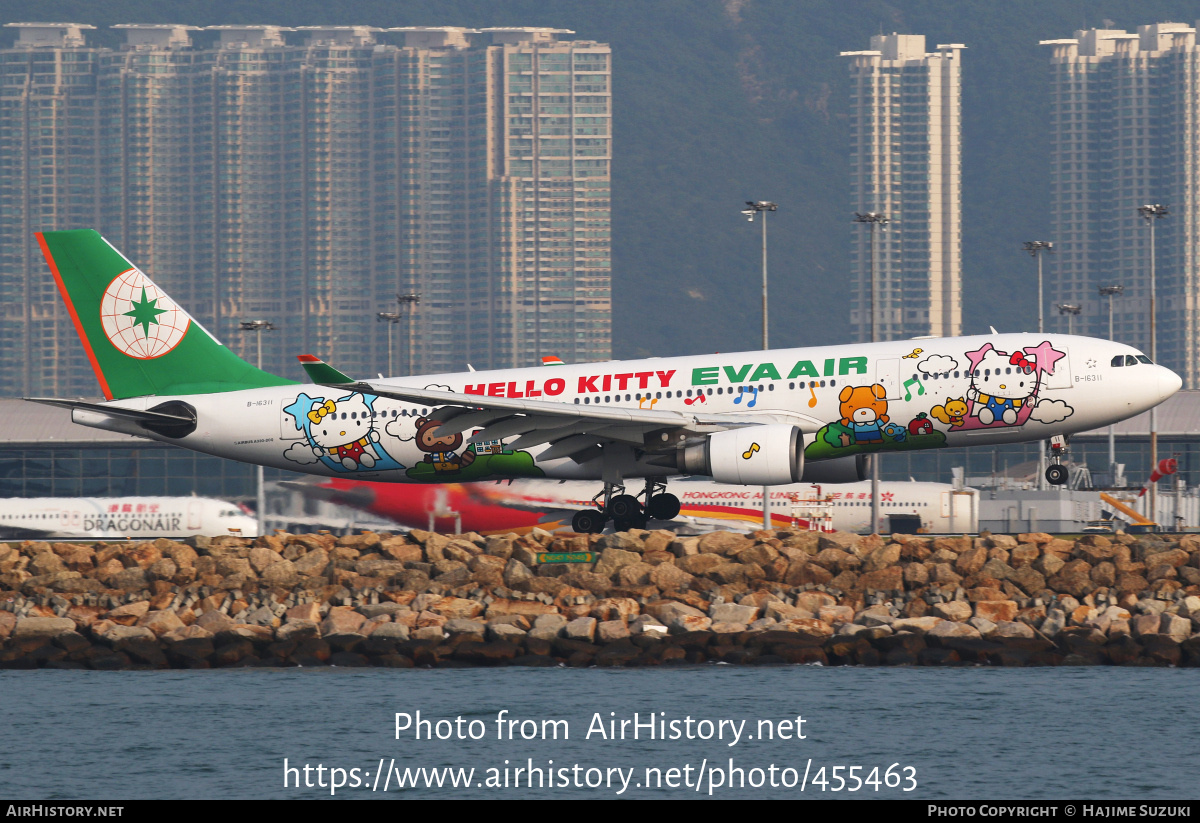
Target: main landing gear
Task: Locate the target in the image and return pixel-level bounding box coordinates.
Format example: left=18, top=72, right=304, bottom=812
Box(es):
left=1045, top=435, right=1069, bottom=486
left=570, top=479, right=682, bottom=534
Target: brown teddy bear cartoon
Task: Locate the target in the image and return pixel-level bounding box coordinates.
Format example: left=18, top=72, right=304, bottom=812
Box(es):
left=838, top=384, right=889, bottom=445
left=413, top=416, right=476, bottom=474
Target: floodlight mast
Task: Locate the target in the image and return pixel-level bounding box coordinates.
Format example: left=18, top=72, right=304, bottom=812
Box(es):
left=742, top=200, right=777, bottom=528
left=1138, top=204, right=1168, bottom=520
left=854, top=211, right=890, bottom=536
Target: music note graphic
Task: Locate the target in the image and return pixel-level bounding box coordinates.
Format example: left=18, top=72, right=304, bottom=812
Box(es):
left=742, top=442, right=761, bottom=460
left=903, top=376, right=926, bottom=401
left=733, top=386, right=759, bottom=407
left=684, top=394, right=706, bottom=406
left=807, top=384, right=818, bottom=408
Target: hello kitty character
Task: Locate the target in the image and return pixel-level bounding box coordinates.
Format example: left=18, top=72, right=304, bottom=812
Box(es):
left=965, top=345, right=1039, bottom=426
left=307, top=393, right=380, bottom=470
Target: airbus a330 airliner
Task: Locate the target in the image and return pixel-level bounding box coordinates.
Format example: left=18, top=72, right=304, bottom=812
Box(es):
left=30, top=230, right=1181, bottom=533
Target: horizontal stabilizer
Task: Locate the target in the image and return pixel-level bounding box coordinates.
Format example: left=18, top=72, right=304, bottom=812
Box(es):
left=26, top=398, right=197, bottom=438
left=297, top=354, right=354, bottom=385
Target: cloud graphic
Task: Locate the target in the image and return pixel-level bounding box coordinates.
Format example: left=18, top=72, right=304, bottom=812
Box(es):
left=1029, top=399, right=1074, bottom=424
left=385, top=417, right=415, bottom=442
left=917, top=354, right=959, bottom=376
left=283, top=442, right=323, bottom=465
left=424, top=384, right=452, bottom=392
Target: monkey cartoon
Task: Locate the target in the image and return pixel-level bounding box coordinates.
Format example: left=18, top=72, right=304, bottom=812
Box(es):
left=413, top=417, right=476, bottom=474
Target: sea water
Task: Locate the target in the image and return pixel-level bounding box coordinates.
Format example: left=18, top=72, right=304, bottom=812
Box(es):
left=1, top=666, right=1196, bottom=799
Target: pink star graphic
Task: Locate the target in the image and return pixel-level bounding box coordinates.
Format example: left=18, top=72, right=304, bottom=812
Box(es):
left=1023, top=340, right=1066, bottom=376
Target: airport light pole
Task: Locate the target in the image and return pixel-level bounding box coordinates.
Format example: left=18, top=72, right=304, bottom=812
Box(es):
left=239, top=320, right=276, bottom=538
left=1024, top=241, right=1054, bottom=490
left=1099, top=284, right=1124, bottom=481
left=397, top=293, right=421, bottom=375
left=742, top=201, right=777, bottom=528
left=377, top=311, right=402, bottom=377
left=1023, top=241, right=1054, bottom=335
left=1056, top=303, right=1081, bottom=335
left=855, top=212, right=889, bottom=535
left=1138, top=204, right=1168, bottom=520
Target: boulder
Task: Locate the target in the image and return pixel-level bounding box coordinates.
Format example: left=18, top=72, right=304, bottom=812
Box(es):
left=260, top=558, right=300, bottom=588
left=974, top=600, right=1018, bottom=623
left=430, top=597, right=484, bottom=621
left=137, top=610, right=186, bottom=637
left=13, top=616, right=77, bottom=638
left=955, top=546, right=988, bottom=576
left=697, top=532, right=753, bottom=556
left=649, top=562, right=694, bottom=592
left=565, top=616, right=597, bottom=642
left=668, top=614, right=713, bottom=634
left=1048, top=560, right=1093, bottom=598
left=709, top=603, right=759, bottom=624
left=597, top=620, right=631, bottom=643
left=321, top=607, right=367, bottom=636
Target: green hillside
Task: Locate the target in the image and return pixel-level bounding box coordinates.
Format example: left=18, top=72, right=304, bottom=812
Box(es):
left=5, top=1, right=1197, bottom=359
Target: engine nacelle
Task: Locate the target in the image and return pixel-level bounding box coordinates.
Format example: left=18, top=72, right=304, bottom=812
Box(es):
left=678, top=424, right=803, bottom=485
left=801, top=454, right=867, bottom=483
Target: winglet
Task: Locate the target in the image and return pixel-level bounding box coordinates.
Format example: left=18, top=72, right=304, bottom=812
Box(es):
left=297, top=354, right=354, bottom=384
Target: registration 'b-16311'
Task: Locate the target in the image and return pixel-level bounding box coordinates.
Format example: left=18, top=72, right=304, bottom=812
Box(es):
left=30, top=230, right=1181, bottom=533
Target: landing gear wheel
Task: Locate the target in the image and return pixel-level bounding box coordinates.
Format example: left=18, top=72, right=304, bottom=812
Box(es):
left=1045, top=464, right=1068, bottom=486
left=608, top=494, right=642, bottom=521
left=646, top=493, right=681, bottom=521
left=615, top=515, right=649, bottom=532
left=572, top=509, right=605, bottom=534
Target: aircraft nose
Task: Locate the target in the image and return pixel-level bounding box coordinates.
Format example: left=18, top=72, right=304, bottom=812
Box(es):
left=1158, top=366, right=1182, bottom=402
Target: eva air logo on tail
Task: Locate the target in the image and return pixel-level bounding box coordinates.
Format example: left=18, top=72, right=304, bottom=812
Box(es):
left=99, top=268, right=189, bottom=359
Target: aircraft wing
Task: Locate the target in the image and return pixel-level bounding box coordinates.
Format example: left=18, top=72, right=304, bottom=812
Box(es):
left=314, top=373, right=812, bottom=463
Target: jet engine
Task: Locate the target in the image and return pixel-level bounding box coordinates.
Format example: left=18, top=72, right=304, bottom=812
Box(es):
left=800, top=453, right=867, bottom=483
left=677, top=424, right=803, bottom=485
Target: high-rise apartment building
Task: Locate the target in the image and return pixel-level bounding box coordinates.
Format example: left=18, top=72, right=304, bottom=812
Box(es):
left=0, top=23, right=610, bottom=397
left=1041, top=23, right=1200, bottom=388
left=842, top=34, right=964, bottom=341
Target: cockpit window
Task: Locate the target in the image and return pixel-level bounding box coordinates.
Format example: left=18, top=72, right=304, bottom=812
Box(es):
left=1125, top=355, right=1139, bottom=366
left=1137, top=355, right=1152, bottom=364
left=1111, top=356, right=1125, bottom=367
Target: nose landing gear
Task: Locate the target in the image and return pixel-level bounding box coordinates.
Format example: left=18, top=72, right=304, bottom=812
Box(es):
left=1045, top=435, right=1070, bottom=486
left=570, top=479, right=681, bottom=533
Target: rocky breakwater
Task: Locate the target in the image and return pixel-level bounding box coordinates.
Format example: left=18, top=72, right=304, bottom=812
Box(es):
left=1, top=529, right=1199, bottom=669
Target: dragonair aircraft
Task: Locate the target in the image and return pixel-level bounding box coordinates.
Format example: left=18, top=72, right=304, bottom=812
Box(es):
left=30, top=230, right=1181, bottom=533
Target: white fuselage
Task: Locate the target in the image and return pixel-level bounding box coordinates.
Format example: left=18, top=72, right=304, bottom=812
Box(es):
left=0, top=497, right=258, bottom=540
left=79, top=333, right=1179, bottom=486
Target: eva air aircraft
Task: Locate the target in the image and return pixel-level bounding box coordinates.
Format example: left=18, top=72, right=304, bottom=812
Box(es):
left=32, top=230, right=1180, bottom=533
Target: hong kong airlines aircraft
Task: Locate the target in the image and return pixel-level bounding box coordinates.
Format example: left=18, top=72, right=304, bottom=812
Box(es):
left=31, top=230, right=1180, bottom=533
left=291, top=477, right=980, bottom=535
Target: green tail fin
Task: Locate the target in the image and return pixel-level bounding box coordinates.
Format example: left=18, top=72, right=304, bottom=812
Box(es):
left=37, top=229, right=295, bottom=399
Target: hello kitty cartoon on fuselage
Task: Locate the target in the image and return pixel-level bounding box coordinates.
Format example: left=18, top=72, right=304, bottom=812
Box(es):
left=310, top=394, right=380, bottom=470
left=967, top=346, right=1039, bottom=426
